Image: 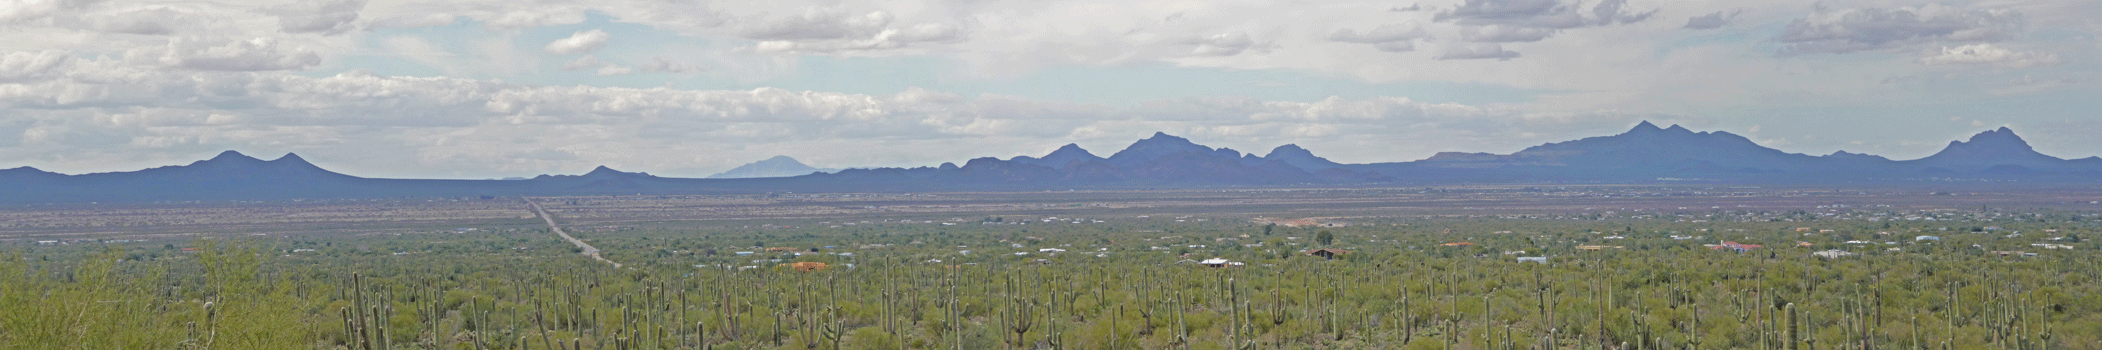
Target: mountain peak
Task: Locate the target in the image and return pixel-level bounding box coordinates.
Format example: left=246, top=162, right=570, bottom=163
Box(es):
left=273, top=152, right=311, bottom=164
left=1260, top=144, right=1341, bottom=171
left=1950, top=127, right=2035, bottom=152
left=1629, top=121, right=1662, bottom=133
left=1910, top=126, right=2062, bottom=171
left=208, top=150, right=261, bottom=162
left=584, top=165, right=623, bottom=176
left=1108, top=132, right=1227, bottom=165
left=710, top=156, right=839, bottom=179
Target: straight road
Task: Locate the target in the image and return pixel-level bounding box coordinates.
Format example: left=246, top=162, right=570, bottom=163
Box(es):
left=524, top=197, right=622, bottom=268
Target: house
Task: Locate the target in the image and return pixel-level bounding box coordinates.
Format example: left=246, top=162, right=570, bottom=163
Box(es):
left=779, top=262, right=829, bottom=272
left=1574, top=245, right=1623, bottom=251
left=1516, top=257, right=1548, bottom=263
left=1038, top=248, right=1066, bottom=253
left=1304, top=248, right=1351, bottom=260
left=1704, top=241, right=1762, bottom=252
left=34, top=240, right=58, bottom=245
left=1439, top=242, right=1475, bottom=247
left=1197, top=258, right=1243, bottom=268
left=1915, top=236, right=1942, bottom=241
left=1812, top=250, right=1855, bottom=259
left=1989, top=251, right=2031, bottom=257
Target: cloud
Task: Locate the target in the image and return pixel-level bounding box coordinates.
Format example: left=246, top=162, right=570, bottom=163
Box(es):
left=736, top=8, right=961, bottom=53
left=483, top=8, right=588, bottom=30
left=0, top=50, right=73, bottom=82
left=595, top=64, right=632, bottom=75
left=1436, top=43, right=1521, bottom=60
left=367, top=13, right=455, bottom=29
left=739, top=8, right=894, bottom=41
left=269, top=0, right=366, bottom=35
left=1778, top=4, right=2025, bottom=55
left=1917, top=44, right=2060, bottom=67
left=560, top=55, right=602, bottom=70
left=1328, top=23, right=1427, bottom=44
left=1432, top=0, right=1651, bottom=44
left=641, top=56, right=705, bottom=73
left=78, top=7, right=192, bottom=35
left=1190, top=32, right=1260, bottom=56
left=543, top=29, right=610, bottom=55
left=1328, top=23, right=1427, bottom=52
left=143, top=37, right=322, bottom=71
left=0, top=51, right=1674, bottom=175
left=1459, top=25, right=1556, bottom=43
left=0, top=0, right=98, bottom=24
left=1683, top=10, right=1741, bottom=30
left=1435, top=0, right=1649, bottom=29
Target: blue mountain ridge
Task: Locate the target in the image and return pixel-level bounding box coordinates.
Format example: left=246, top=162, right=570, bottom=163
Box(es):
left=3, top=123, right=2096, bottom=203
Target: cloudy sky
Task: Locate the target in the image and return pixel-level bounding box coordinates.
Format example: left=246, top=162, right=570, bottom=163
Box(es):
left=1, top=0, right=2096, bottom=178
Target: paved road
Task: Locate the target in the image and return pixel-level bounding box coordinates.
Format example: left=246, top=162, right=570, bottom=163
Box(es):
left=524, top=197, right=622, bottom=268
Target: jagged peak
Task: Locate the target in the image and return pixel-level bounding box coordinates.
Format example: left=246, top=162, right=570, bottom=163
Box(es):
left=1628, top=121, right=1662, bottom=133
left=1663, top=124, right=1691, bottom=133
left=207, top=150, right=262, bottom=162
left=1946, top=126, right=2035, bottom=151
left=1045, top=143, right=1098, bottom=157
left=273, top=153, right=311, bottom=164
left=582, top=165, right=627, bottom=177
left=1134, top=132, right=1200, bottom=145
left=1266, top=144, right=1312, bottom=156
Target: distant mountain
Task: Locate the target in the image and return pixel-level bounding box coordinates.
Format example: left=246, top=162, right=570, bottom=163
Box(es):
left=1258, top=144, right=1343, bottom=171
left=1356, top=122, right=2101, bottom=182
left=4, top=124, right=2098, bottom=204
left=1904, top=127, right=2068, bottom=173
left=708, top=156, right=838, bottom=179
left=1408, top=121, right=1816, bottom=174
left=1010, top=144, right=1103, bottom=168
left=1105, top=132, right=1246, bottom=167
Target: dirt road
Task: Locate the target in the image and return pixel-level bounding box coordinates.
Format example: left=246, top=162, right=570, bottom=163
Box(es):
left=525, top=197, right=622, bottom=268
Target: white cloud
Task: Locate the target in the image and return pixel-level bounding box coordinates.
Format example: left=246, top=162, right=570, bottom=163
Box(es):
left=543, top=29, right=609, bottom=55
left=1435, top=43, right=1520, bottom=60
left=1190, top=32, right=1260, bottom=56
left=78, top=7, right=191, bottom=35
left=1683, top=9, right=1741, bottom=30
left=1327, top=23, right=1426, bottom=52
left=1459, top=25, right=1557, bottom=43
left=143, top=37, right=322, bottom=71
left=0, top=50, right=73, bottom=82
left=1918, top=44, right=2060, bottom=68
left=268, top=0, right=365, bottom=35
left=560, top=55, right=602, bottom=70
left=1778, top=4, right=2024, bottom=55
left=0, top=51, right=1679, bottom=176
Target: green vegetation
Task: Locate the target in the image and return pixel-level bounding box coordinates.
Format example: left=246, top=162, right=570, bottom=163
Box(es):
left=5, top=200, right=2102, bottom=350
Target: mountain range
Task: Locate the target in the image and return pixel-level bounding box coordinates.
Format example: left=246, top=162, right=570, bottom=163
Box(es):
left=706, top=156, right=839, bottom=179
left=4, top=122, right=2097, bottom=203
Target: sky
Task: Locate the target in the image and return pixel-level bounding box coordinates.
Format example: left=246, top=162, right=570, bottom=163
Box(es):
left=0, top=0, right=2097, bottom=179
